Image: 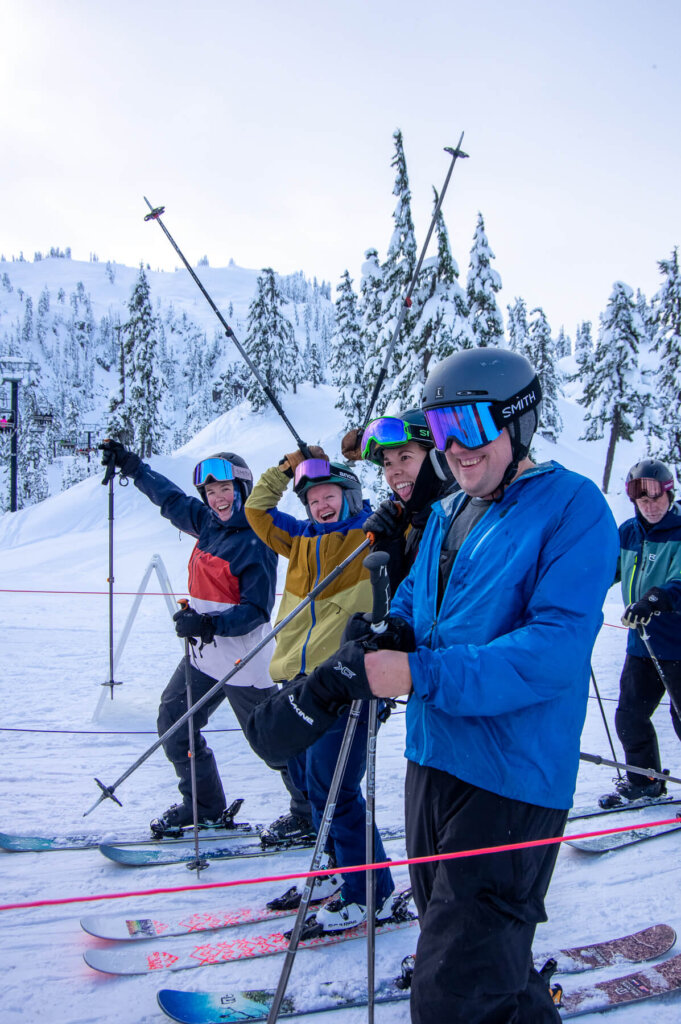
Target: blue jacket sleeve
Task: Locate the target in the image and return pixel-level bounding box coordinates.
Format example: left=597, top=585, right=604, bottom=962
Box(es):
left=407, top=481, right=619, bottom=717
left=132, top=462, right=207, bottom=537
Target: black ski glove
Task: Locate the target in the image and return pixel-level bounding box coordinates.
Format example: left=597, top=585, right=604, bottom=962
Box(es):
left=244, top=642, right=374, bottom=763
left=622, top=587, right=674, bottom=628
left=341, top=612, right=416, bottom=653
left=173, top=607, right=217, bottom=645
left=99, top=439, right=141, bottom=477
left=363, top=499, right=404, bottom=541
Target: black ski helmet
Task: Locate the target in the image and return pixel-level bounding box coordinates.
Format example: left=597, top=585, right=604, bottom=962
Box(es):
left=362, top=409, right=434, bottom=466
left=421, top=347, right=542, bottom=491
left=194, top=452, right=253, bottom=512
left=625, top=459, right=675, bottom=503
left=294, top=460, right=364, bottom=522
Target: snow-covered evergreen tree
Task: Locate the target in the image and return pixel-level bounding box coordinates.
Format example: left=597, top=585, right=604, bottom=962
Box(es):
left=122, top=266, right=165, bottom=456
left=377, top=130, right=418, bottom=392
left=466, top=212, right=504, bottom=347
left=573, top=320, right=594, bottom=381
left=528, top=307, right=562, bottom=442
left=330, top=269, right=365, bottom=425
left=650, top=248, right=681, bottom=476
left=506, top=297, right=532, bottom=359
left=579, top=281, right=648, bottom=492
left=554, top=326, right=571, bottom=359
left=390, top=188, right=471, bottom=409
left=243, top=268, right=296, bottom=413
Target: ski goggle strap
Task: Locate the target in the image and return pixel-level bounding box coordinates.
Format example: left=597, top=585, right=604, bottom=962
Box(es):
left=626, top=477, right=673, bottom=500
left=360, top=417, right=432, bottom=462
left=293, top=458, right=331, bottom=490
left=193, top=458, right=252, bottom=487
left=425, top=402, right=502, bottom=451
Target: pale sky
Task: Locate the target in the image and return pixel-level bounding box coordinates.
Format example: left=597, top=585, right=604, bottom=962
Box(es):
left=1, top=0, right=680, bottom=335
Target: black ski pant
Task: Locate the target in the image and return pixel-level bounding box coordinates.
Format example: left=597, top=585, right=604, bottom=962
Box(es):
left=615, top=653, right=681, bottom=784
left=157, top=659, right=310, bottom=819
left=404, top=761, right=567, bottom=1024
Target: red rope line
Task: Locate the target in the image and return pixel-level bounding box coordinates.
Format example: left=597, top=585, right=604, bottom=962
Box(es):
left=1, top=815, right=678, bottom=913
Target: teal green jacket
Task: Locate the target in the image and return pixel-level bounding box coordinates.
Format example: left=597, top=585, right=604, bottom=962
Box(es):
left=617, top=502, right=681, bottom=659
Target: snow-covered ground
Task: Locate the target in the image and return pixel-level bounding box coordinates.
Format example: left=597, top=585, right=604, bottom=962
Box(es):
left=1, top=383, right=680, bottom=1023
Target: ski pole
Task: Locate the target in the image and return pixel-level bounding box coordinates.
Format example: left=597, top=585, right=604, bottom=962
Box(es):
left=177, top=600, right=207, bottom=875
left=267, top=552, right=390, bottom=1024
left=266, top=704, right=363, bottom=1024
left=637, top=623, right=681, bottom=720
left=84, top=537, right=372, bottom=816
left=580, top=752, right=681, bottom=787
left=101, top=454, right=122, bottom=700
left=359, top=134, right=469, bottom=428
left=143, top=197, right=311, bottom=457
left=590, top=667, right=622, bottom=781
left=362, top=550, right=391, bottom=1024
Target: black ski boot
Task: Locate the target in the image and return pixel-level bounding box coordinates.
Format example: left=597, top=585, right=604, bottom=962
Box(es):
left=150, top=802, right=225, bottom=838
left=599, top=774, right=666, bottom=809
left=260, top=812, right=317, bottom=848
left=395, top=954, right=415, bottom=990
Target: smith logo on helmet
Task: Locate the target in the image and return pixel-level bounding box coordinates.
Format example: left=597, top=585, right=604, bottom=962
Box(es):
left=501, top=389, right=539, bottom=419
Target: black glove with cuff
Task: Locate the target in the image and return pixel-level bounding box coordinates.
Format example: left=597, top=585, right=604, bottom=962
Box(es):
left=363, top=499, right=404, bottom=541
left=173, top=607, right=218, bottom=645
left=99, top=439, right=142, bottom=478
left=622, top=587, right=674, bottom=628
left=341, top=612, right=416, bottom=652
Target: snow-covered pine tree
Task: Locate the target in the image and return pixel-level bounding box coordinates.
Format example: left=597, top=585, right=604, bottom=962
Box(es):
left=377, top=130, right=418, bottom=403
left=330, top=269, right=365, bottom=426
left=357, top=249, right=386, bottom=420
left=390, top=187, right=471, bottom=409
left=579, top=281, right=649, bottom=492
left=466, top=212, right=504, bottom=347
left=243, top=268, right=296, bottom=413
left=122, top=266, right=165, bottom=456
left=573, top=320, right=593, bottom=381
left=650, top=248, right=681, bottom=477
left=506, top=298, right=532, bottom=359
left=528, top=307, right=563, bottom=442
left=554, top=326, right=571, bottom=359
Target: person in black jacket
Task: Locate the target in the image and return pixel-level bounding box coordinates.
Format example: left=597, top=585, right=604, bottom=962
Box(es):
left=100, top=442, right=310, bottom=834
left=357, top=409, right=456, bottom=593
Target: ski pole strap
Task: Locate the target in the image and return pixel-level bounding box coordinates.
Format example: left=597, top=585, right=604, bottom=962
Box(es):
left=580, top=752, right=681, bottom=788
left=363, top=551, right=391, bottom=631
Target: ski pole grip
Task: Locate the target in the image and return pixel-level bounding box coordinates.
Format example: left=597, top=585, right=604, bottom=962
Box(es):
left=363, top=551, right=391, bottom=630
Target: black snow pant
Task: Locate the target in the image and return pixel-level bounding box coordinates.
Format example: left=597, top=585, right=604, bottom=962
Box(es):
left=404, top=761, right=567, bottom=1024
left=615, top=653, right=681, bottom=784
left=157, top=659, right=310, bottom=819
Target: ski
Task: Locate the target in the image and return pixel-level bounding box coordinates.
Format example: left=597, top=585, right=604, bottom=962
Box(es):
left=568, top=793, right=681, bottom=822
left=98, top=824, right=405, bottom=867
left=567, top=819, right=681, bottom=853
left=155, top=929, right=679, bottom=1023
left=0, top=800, right=255, bottom=852
left=83, top=895, right=417, bottom=976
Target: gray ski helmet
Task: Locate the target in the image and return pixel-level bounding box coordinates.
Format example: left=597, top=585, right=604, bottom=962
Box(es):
left=294, top=460, right=364, bottom=521
left=625, top=459, right=675, bottom=503
left=421, top=347, right=542, bottom=481
left=194, top=452, right=253, bottom=511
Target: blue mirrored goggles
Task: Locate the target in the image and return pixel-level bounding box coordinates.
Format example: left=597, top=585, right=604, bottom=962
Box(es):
left=361, top=417, right=432, bottom=464
left=424, top=402, right=502, bottom=451
left=193, top=458, right=251, bottom=487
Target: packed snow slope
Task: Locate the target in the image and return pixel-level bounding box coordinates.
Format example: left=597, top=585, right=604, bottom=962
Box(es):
left=1, top=380, right=680, bottom=1024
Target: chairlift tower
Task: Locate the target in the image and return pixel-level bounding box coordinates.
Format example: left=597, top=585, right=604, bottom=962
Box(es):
left=0, top=357, right=39, bottom=512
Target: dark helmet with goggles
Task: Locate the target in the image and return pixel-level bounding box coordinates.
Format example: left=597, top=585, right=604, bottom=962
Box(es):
left=193, top=453, right=253, bottom=513
left=625, top=459, right=675, bottom=503
left=421, top=347, right=542, bottom=491
left=293, top=457, right=363, bottom=521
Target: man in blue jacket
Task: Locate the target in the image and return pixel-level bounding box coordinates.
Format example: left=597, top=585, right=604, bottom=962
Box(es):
left=362, top=348, right=619, bottom=1023
left=600, top=458, right=681, bottom=807
left=244, top=348, right=619, bottom=1022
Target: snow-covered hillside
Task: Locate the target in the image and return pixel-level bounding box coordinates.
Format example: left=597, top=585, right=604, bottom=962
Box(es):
left=1, top=382, right=680, bottom=1024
